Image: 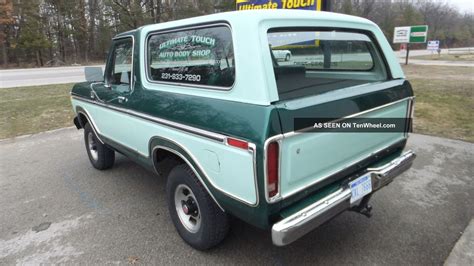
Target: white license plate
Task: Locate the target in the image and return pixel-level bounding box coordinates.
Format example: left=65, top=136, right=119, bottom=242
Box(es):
left=349, top=174, right=372, bottom=204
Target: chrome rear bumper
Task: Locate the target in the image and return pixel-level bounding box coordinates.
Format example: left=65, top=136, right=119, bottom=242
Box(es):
left=272, top=150, right=416, bottom=246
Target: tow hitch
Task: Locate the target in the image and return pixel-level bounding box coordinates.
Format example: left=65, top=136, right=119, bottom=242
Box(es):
left=351, top=194, right=373, bottom=218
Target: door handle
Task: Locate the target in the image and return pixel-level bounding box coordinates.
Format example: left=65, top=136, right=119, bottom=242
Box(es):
left=117, top=96, right=128, bottom=103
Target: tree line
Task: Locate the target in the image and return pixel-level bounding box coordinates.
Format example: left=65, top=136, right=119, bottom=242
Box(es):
left=0, top=0, right=472, bottom=68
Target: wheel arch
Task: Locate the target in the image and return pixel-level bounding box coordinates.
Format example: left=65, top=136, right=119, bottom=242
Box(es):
left=149, top=136, right=225, bottom=211
left=75, top=106, right=105, bottom=144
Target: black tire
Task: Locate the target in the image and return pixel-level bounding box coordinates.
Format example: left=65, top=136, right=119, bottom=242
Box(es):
left=285, top=54, right=291, bottom=61
left=84, top=123, right=115, bottom=170
left=166, top=164, right=229, bottom=250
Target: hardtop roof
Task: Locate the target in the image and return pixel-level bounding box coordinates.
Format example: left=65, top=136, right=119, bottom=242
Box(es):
left=114, top=10, right=376, bottom=38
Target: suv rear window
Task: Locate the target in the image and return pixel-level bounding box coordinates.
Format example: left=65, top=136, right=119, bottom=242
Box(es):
left=267, top=29, right=388, bottom=101
left=147, top=25, right=235, bottom=88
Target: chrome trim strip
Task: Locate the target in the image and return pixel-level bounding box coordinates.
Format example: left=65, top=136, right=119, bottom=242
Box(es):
left=152, top=137, right=259, bottom=207
left=144, top=22, right=236, bottom=91
left=72, top=95, right=259, bottom=207
left=263, top=97, right=413, bottom=203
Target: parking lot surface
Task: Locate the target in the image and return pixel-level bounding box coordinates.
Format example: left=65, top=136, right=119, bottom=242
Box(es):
left=0, top=128, right=472, bottom=264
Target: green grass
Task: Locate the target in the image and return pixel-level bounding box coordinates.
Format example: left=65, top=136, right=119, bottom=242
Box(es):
left=402, top=65, right=474, bottom=142
left=409, top=79, right=473, bottom=142
left=411, top=53, right=474, bottom=61
left=0, top=84, right=75, bottom=139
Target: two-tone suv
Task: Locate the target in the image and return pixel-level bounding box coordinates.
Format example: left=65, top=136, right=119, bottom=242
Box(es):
left=71, top=10, right=416, bottom=250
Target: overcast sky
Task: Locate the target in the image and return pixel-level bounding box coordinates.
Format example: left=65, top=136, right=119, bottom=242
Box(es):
left=439, top=0, right=473, bottom=13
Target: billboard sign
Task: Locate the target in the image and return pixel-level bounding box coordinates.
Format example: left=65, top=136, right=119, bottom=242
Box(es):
left=236, top=0, right=328, bottom=11
left=427, top=40, right=440, bottom=51
left=393, top=25, right=428, bottom=43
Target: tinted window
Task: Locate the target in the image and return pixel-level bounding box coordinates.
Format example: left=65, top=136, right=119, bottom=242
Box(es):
left=268, top=29, right=388, bottom=101
left=147, top=25, right=235, bottom=88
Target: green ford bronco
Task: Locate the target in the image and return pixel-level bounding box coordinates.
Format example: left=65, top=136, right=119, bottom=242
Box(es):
left=71, top=10, right=416, bottom=249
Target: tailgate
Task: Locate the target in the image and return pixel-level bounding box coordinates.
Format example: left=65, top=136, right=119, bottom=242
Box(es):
left=274, top=84, right=413, bottom=199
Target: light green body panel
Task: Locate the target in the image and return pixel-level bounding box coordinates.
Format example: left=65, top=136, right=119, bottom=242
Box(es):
left=279, top=100, right=408, bottom=198
left=71, top=99, right=258, bottom=205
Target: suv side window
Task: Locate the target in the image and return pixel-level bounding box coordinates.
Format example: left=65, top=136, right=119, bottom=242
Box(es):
left=107, top=38, right=133, bottom=87
left=147, top=25, right=235, bottom=88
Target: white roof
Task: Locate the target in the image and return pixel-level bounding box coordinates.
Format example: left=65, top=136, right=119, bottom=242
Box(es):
left=142, top=10, right=376, bottom=32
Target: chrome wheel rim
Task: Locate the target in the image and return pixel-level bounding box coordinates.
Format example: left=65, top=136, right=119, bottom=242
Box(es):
left=174, top=184, right=201, bottom=233
left=87, top=132, right=98, bottom=161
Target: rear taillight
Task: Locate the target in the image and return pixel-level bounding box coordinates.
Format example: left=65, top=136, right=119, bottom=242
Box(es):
left=266, top=141, right=279, bottom=198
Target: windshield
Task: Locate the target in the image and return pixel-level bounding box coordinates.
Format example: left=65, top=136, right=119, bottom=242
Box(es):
left=267, top=29, right=388, bottom=101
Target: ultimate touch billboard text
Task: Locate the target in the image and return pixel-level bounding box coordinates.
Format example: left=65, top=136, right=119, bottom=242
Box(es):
left=236, top=0, right=328, bottom=11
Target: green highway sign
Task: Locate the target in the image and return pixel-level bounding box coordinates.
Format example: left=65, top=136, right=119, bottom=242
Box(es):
left=393, top=25, right=428, bottom=44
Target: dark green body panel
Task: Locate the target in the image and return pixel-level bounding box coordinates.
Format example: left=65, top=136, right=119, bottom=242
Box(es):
left=71, top=28, right=414, bottom=229
left=276, top=81, right=414, bottom=133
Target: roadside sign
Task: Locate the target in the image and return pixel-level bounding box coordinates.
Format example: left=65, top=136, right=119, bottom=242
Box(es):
left=393, top=27, right=411, bottom=43
left=236, top=0, right=330, bottom=11
left=394, top=25, right=429, bottom=65
left=427, top=40, right=440, bottom=51
left=393, top=25, right=428, bottom=44
left=409, top=25, right=428, bottom=43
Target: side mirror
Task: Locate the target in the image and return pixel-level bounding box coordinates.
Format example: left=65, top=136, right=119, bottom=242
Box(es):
left=85, top=67, right=104, bottom=82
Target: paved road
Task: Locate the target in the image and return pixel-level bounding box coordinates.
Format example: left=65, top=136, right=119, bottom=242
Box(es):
left=395, top=47, right=474, bottom=58
left=398, top=59, right=474, bottom=67
left=1, top=47, right=473, bottom=88
left=396, top=47, right=474, bottom=67
left=0, top=128, right=472, bottom=264
left=0, top=65, right=104, bottom=88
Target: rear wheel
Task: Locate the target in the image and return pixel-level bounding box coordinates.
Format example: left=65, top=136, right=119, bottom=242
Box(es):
left=285, top=54, right=291, bottom=61
left=84, top=123, right=115, bottom=170
left=166, top=164, right=229, bottom=250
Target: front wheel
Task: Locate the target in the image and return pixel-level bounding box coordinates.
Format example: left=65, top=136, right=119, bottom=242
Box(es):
left=285, top=54, right=291, bottom=61
left=166, top=164, right=229, bottom=250
left=84, top=123, right=115, bottom=170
